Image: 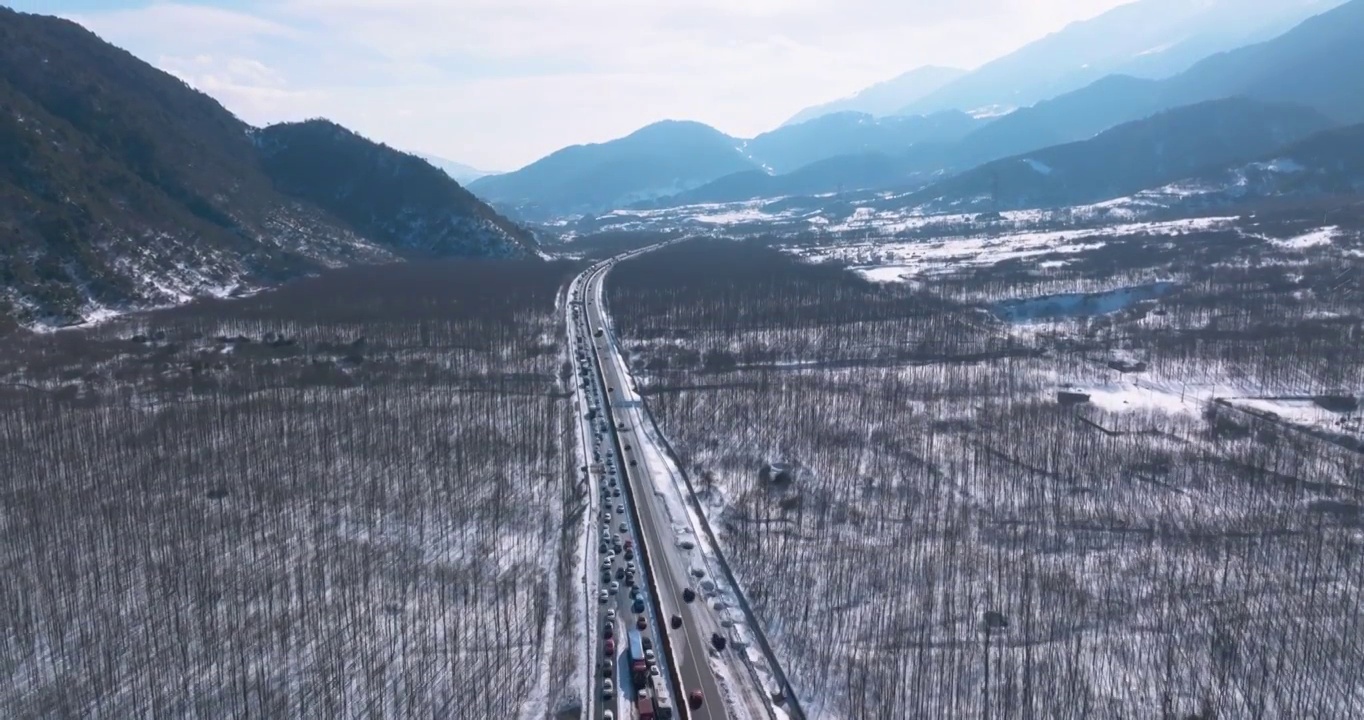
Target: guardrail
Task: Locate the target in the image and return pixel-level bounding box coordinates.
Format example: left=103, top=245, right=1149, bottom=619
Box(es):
left=581, top=261, right=693, bottom=720
left=597, top=249, right=808, bottom=720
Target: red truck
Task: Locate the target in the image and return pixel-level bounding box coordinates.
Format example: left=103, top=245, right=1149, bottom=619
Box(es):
left=637, top=696, right=655, bottom=720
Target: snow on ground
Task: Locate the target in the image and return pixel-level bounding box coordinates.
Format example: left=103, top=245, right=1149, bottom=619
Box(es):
left=1024, top=159, right=1054, bottom=175
left=1272, top=226, right=1338, bottom=249
left=797, top=216, right=1239, bottom=282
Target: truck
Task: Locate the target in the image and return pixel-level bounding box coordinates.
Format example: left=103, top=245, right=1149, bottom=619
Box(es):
left=650, top=676, right=675, bottom=719
left=627, top=628, right=648, bottom=686
left=636, top=696, right=656, bottom=720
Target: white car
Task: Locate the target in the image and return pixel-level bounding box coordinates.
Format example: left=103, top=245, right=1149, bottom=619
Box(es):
left=609, top=581, right=620, bottom=594
left=606, top=608, right=616, bottom=621
left=603, top=679, right=614, bottom=699
left=599, top=591, right=608, bottom=603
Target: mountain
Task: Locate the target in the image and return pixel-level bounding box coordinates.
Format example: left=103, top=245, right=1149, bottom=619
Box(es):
left=473, top=111, right=981, bottom=217
left=782, top=66, right=966, bottom=127
left=0, top=8, right=532, bottom=330
left=258, top=121, right=534, bottom=257
left=416, top=153, right=498, bottom=184
left=638, top=152, right=942, bottom=209
left=900, top=98, right=1335, bottom=213
left=744, top=110, right=980, bottom=175
left=940, top=0, right=1364, bottom=174
left=1145, top=122, right=1364, bottom=205
left=467, top=120, right=758, bottom=219
left=899, top=0, right=1344, bottom=117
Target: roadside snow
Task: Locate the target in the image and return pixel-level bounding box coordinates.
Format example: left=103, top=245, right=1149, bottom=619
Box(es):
left=1023, top=159, right=1054, bottom=175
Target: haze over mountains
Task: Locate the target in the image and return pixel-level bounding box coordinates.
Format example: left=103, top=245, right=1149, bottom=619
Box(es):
left=470, top=0, right=1364, bottom=220
left=0, top=8, right=532, bottom=329
left=781, top=66, right=966, bottom=127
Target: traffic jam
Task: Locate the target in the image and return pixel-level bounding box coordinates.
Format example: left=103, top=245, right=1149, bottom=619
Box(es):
left=573, top=284, right=678, bottom=720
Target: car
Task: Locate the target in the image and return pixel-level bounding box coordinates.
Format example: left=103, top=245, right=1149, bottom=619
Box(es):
left=603, top=679, right=614, bottom=700
left=688, top=690, right=703, bottom=709
left=619, top=523, right=627, bottom=532
left=604, top=623, right=614, bottom=638
left=601, top=658, right=612, bottom=673
left=711, top=632, right=727, bottom=651
left=679, top=540, right=696, bottom=550
left=632, top=599, right=646, bottom=614
left=617, top=504, right=625, bottom=513
left=615, top=568, right=625, bottom=580
left=641, top=635, right=653, bottom=650
left=649, top=665, right=661, bottom=678
left=599, top=591, right=608, bottom=603
left=626, top=562, right=636, bottom=572
left=604, top=712, right=614, bottom=720
left=614, top=489, right=622, bottom=497
left=623, top=540, right=633, bottom=550
left=609, top=581, right=620, bottom=594
left=606, top=608, right=616, bottom=621
left=645, top=649, right=656, bottom=663
left=624, top=549, right=634, bottom=561
left=630, top=460, right=638, bottom=467
left=637, top=615, right=648, bottom=630
left=605, top=639, right=615, bottom=655
left=670, top=614, right=683, bottom=629
left=690, top=567, right=706, bottom=579
left=604, top=512, right=612, bottom=521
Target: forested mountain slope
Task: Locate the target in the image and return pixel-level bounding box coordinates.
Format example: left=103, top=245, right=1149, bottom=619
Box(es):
left=0, top=8, right=532, bottom=331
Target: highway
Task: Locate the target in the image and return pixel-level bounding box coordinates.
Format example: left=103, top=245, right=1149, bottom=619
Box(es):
left=569, top=262, right=676, bottom=720
left=572, top=248, right=762, bottom=720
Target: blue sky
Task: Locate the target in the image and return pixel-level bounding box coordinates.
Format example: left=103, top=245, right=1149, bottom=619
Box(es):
left=9, top=0, right=1133, bottom=170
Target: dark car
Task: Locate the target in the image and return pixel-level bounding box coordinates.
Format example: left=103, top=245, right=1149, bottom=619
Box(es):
left=711, top=633, right=726, bottom=651
left=605, top=638, right=615, bottom=655
left=682, top=587, right=696, bottom=603
left=636, top=615, right=648, bottom=630
left=688, top=690, right=704, bottom=709
left=632, top=599, right=646, bottom=614
left=670, top=614, right=683, bottom=629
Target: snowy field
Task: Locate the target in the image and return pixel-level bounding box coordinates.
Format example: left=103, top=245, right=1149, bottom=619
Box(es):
left=606, top=227, right=1364, bottom=719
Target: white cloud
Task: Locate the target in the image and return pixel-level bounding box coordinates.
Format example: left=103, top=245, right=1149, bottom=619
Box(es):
left=65, top=0, right=1132, bottom=170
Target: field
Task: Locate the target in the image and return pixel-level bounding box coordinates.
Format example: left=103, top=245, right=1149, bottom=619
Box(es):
left=605, top=205, right=1364, bottom=719
left=0, top=260, right=588, bottom=719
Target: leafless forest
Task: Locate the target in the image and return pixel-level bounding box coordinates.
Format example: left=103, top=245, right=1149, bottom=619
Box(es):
left=1, top=260, right=586, bottom=718
left=606, top=213, right=1364, bottom=719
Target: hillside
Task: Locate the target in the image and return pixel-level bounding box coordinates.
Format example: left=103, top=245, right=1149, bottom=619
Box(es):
left=899, top=0, right=1344, bottom=116
left=783, top=66, right=965, bottom=126
left=902, top=98, right=1335, bottom=212
left=257, top=121, right=534, bottom=258
left=468, top=120, right=758, bottom=218
left=0, top=8, right=531, bottom=330
left=1142, top=122, right=1364, bottom=205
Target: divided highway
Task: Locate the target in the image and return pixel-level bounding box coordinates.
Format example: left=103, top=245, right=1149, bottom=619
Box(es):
left=571, top=249, right=730, bottom=720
